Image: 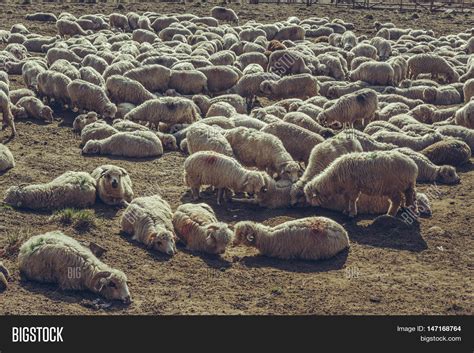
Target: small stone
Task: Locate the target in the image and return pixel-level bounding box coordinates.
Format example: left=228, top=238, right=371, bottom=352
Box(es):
left=369, top=296, right=381, bottom=303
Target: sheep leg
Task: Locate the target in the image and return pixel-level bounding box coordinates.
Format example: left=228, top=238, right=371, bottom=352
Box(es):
left=387, top=192, right=403, bottom=216
left=404, top=184, right=417, bottom=213
left=190, top=187, right=200, bottom=201
left=217, top=188, right=224, bottom=205
left=347, top=195, right=358, bottom=218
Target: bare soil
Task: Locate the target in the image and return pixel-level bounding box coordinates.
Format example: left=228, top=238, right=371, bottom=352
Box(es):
left=0, top=2, right=472, bottom=315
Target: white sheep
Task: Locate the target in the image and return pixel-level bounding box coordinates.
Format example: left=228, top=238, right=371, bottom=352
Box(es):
left=197, top=65, right=241, bottom=94
left=0, top=143, right=15, bottom=172
left=91, top=164, right=134, bottom=206
left=15, top=96, right=54, bottom=123
left=282, top=111, right=334, bottom=138
left=435, top=125, right=474, bottom=150
left=183, top=150, right=267, bottom=204
left=56, top=19, right=89, bottom=37
left=234, top=217, right=349, bottom=260
left=9, top=88, right=36, bottom=105
left=37, top=70, right=71, bottom=108
left=192, top=94, right=246, bottom=115
left=19, top=231, right=131, bottom=303
left=372, top=131, right=444, bottom=151
left=80, top=121, right=118, bottom=145
left=82, top=130, right=163, bottom=158
left=454, top=100, right=474, bottom=129
left=185, top=123, right=233, bottom=157
left=4, top=171, right=97, bottom=210
left=463, top=78, right=474, bottom=103
left=172, top=203, right=234, bottom=255
left=79, top=67, right=105, bottom=87
left=168, top=70, right=207, bottom=95
left=407, top=53, right=460, bottom=83
left=304, top=150, right=418, bottom=217
left=349, top=61, right=395, bottom=86
left=0, top=91, right=16, bottom=137
left=121, top=195, right=177, bottom=256
left=21, top=60, right=47, bottom=90
left=105, top=75, right=155, bottom=106
left=72, top=111, right=98, bottom=133
left=260, top=74, right=319, bottom=100
left=67, top=79, right=117, bottom=119
left=210, top=6, right=239, bottom=24
left=123, top=64, right=171, bottom=93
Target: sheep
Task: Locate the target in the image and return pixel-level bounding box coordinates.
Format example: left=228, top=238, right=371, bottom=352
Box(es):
left=319, top=89, right=378, bottom=128
left=91, top=165, right=134, bottom=206
left=372, top=131, right=444, bottom=151
left=103, top=61, right=138, bottom=82
left=18, top=231, right=131, bottom=303
left=183, top=150, right=267, bottom=204
left=185, top=123, right=233, bottom=157
left=282, top=112, right=334, bottom=138
left=124, top=97, right=200, bottom=129
left=224, top=127, right=300, bottom=182
left=123, top=65, right=171, bottom=93
left=387, top=56, right=408, bottom=85
left=46, top=47, right=82, bottom=66
left=197, top=66, right=240, bottom=94
left=463, top=78, right=474, bottom=102
left=349, top=62, right=394, bottom=86
left=21, top=60, right=46, bottom=90
left=82, top=54, right=109, bottom=75
left=423, top=86, right=462, bottom=106
left=67, top=80, right=117, bottom=119
left=326, top=81, right=369, bottom=99
left=364, top=121, right=403, bottom=135
left=56, top=19, right=89, bottom=37
left=15, top=96, right=54, bottom=123
left=388, top=114, right=423, bottom=128
left=435, top=125, right=474, bottom=150
left=409, top=104, right=457, bottom=124
left=173, top=203, right=234, bottom=255
left=304, top=150, right=418, bottom=217
left=37, top=70, right=71, bottom=108
left=81, top=121, right=118, bottom=146
left=115, top=103, right=136, bottom=120
left=395, top=147, right=460, bottom=184
left=350, top=43, right=378, bottom=60
left=82, top=130, right=163, bottom=158
left=261, top=122, right=324, bottom=164
left=407, top=53, right=460, bottom=83
left=4, top=171, right=96, bottom=210
left=454, top=100, right=474, bottom=129
left=105, top=75, right=155, bottom=106
left=50, top=59, right=81, bottom=80
left=260, top=74, right=319, bottom=100
left=169, top=70, right=207, bottom=95
left=267, top=50, right=311, bottom=76
left=121, top=195, right=177, bottom=256
left=79, top=67, right=105, bottom=87
left=376, top=102, right=410, bottom=121
left=370, top=37, right=392, bottom=60
left=0, top=143, right=15, bottom=172
left=109, top=13, right=129, bottom=31
left=0, top=91, right=16, bottom=137
left=25, top=12, right=57, bottom=22
left=421, top=139, right=471, bottom=167
left=232, top=72, right=280, bottom=108
left=383, top=86, right=428, bottom=101
left=317, top=53, right=348, bottom=81
left=210, top=6, right=239, bottom=25
left=234, top=217, right=349, bottom=261
left=206, top=102, right=237, bottom=118
left=378, top=94, right=424, bottom=109
left=73, top=111, right=98, bottom=133
left=192, top=94, right=246, bottom=115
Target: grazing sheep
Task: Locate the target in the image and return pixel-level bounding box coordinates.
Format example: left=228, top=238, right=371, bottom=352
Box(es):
left=72, top=111, right=98, bottom=133
left=124, top=97, right=200, bottom=129
left=387, top=56, right=408, bottom=85
left=15, top=96, right=54, bottom=123
left=454, top=100, right=474, bottom=129
left=4, top=171, right=96, bottom=210
left=234, top=217, right=349, bottom=260
left=67, top=80, right=117, bottom=119
left=109, top=13, right=129, bottom=31
left=121, top=195, right=177, bottom=256
left=349, top=61, right=394, bottom=86
left=407, top=53, right=460, bottom=83
left=124, top=65, right=171, bottom=93
left=82, top=130, right=163, bottom=158
left=18, top=231, right=131, bottom=303
left=22, top=60, right=47, bottom=90
left=82, top=54, right=109, bottom=75
left=260, top=74, right=319, bottom=100
left=282, top=112, right=334, bottom=138
left=91, top=165, right=134, bottom=206
left=261, top=121, right=324, bottom=164
left=421, top=139, right=471, bottom=167
left=79, top=67, right=105, bottom=87
left=173, top=203, right=234, bottom=255
left=105, top=75, right=155, bottom=106
left=319, top=89, right=378, bottom=128
left=183, top=150, right=267, bottom=204
left=56, top=19, right=89, bottom=37
left=206, top=102, right=237, bottom=118
left=37, top=70, right=71, bottom=108
left=0, top=91, right=16, bottom=137
left=409, top=104, right=457, bottom=124
left=197, top=66, right=240, bottom=94
left=210, top=7, right=239, bottom=25
left=463, top=78, right=474, bottom=102
left=192, top=94, right=246, bottom=115
left=304, top=151, right=418, bottom=217
left=372, top=131, right=444, bottom=151
left=46, top=47, right=82, bottom=66
left=169, top=70, right=207, bottom=95
left=224, top=127, right=300, bottom=182
left=0, top=143, right=15, bottom=172
left=50, top=59, right=81, bottom=80
left=185, top=123, right=233, bottom=157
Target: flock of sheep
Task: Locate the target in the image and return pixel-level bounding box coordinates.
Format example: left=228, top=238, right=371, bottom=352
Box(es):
left=0, top=6, right=473, bottom=304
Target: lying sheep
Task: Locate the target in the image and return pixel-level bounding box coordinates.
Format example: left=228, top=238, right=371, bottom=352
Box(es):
left=261, top=121, right=324, bottom=164
left=421, top=139, right=471, bottom=167
left=185, top=123, right=233, bottom=157
left=105, top=75, right=155, bottom=106
left=224, top=127, right=300, bottom=181
left=454, top=100, right=474, bottom=129
left=304, top=150, right=418, bottom=217
left=436, top=125, right=474, bottom=150
left=372, top=131, right=444, bottom=151
left=73, top=112, right=98, bottom=133
left=4, top=171, right=96, bottom=210
left=173, top=203, right=234, bottom=255
left=67, top=80, right=117, bottom=119
left=9, top=88, right=35, bottom=105
left=407, top=53, right=460, bottom=83
left=376, top=102, right=410, bottom=121
left=81, top=121, right=118, bottom=146
left=192, top=94, right=246, bottom=115
left=319, top=88, right=378, bottom=128
left=260, top=74, right=319, bottom=100
left=82, top=130, right=163, bottom=158
left=19, top=231, right=131, bottom=303
left=364, top=121, right=402, bottom=135
left=121, top=195, right=177, bottom=256
left=0, top=143, right=15, bottom=172
left=234, top=217, right=349, bottom=260
left=183, top=150, right=266, bottom=204
left=91, top=165, right=134, bottom=206
left=409, top=104, right=457, bottom=124
left=378, top=94, right=424, bottom=109
left=15, top=96, right=54, bottom=123
left=423, top=86, right=462, bottom=106
left=124, top=97, right=200, bottom=129
left=349, top=61, right=394, bottom=86
left=0, top=91, right=16, bottom=137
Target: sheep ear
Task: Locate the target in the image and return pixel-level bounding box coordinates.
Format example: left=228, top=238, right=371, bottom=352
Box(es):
left=100, top=169, right=108, bottom=178
left=246, top=234, right=255, bottom=243
left=92, top=271, right=111, bottom=291
left=119, top=168, right=128, bottom=176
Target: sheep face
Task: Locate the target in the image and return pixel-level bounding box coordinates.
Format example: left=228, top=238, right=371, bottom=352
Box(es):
left=234, top=222, right=256, bottom=246
left=304, top=183, right=326, bottom=207
left=162, top=135, right=178, bottom=151
left=4, top=186, right=22, bottom=207
left=150, top=230, right=177, bottom=256
left=437, top=165, right=460, bottom=184
left=423, top=88, right=437, bottom=103
left=82, top=140, right=101, bottom=154
left=92, top=270, right=131, bottom=303
left=205, top=223, right=233, bottom=254
left=279, top=161, right=300, bottom=182
left=41, top=106, right=54, bottom=122
left=243, top=172, right=266, bottom=195
left=103, top=103, right=117, bottom=119
left=98, top=167, right=128, bottom=199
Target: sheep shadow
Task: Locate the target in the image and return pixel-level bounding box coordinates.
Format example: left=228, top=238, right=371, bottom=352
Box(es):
left=239, top=248, right=349, bottom=273
left=93, top=203, right=126, bottom=220
left=118, top=230, right=174, bottom=263
left=177, top=244, right=233, bottom=269
left=81, top=154, right=160, bottom=163
left=457, top=160, right=474, bottom=173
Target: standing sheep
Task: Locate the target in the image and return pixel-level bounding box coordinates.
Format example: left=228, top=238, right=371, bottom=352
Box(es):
left=37, top=70, right=72, bottom=108
left=185, top=123, right=233, bottom=157
left=260, top=74, right=319, bottom=100
left=234, top=217, right=349, bottom=261
left=407, top=53, right=460, bottom=83
left=172, top=203, right=234, bottom=255
left=454, top=100, right=474, bottom=129
left=120, top=195, right=177, bottom=256
left=210, top=7, right=239, bottom=25
left=349, top=61, right=395, bottom=86
left=105, top=75, right=155, bottom=106
left=19, top=231, right=131, bottom=303
left=91, top=165, right=134, bottom=206
left=67, top=80, right=117, bottom=119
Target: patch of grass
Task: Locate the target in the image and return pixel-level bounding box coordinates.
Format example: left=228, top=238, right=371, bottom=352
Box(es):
left=51, top=208, right=96, bottom=231
left=1, top=228, right=31, bottom=258
left=0, top=204, right=13, bottom=211
left=271, top=287, right=284, bottom=296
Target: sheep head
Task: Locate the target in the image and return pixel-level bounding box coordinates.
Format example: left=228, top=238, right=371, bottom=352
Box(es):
left=259, top=80, right=274, bottom=97
left=234, top=221, right=257, bottom=246
left=423, top=87, right=437, bottom=104
left=40, top=106, right=54, bottom=123
left=205, top=222, right=234, bottom=254
left=82, top=140, right=101, bottom=154
left=279, top=161, right=300, bottom=182
left=242, top=172, right=266, bottom=195
left=99, top=166, right=128, bottom=196
left=103, top=103, right=117, bottom=119
left=436, top=165, right=460, bottom=185
left=148, top=229, right=177, bottom=256
left=304, top=182, right=324, bottom=207
left=91, top=270, right=131, bottom=304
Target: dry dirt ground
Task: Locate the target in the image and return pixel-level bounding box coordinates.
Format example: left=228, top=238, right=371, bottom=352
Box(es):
left=0, top=2, right=473, bottom=315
